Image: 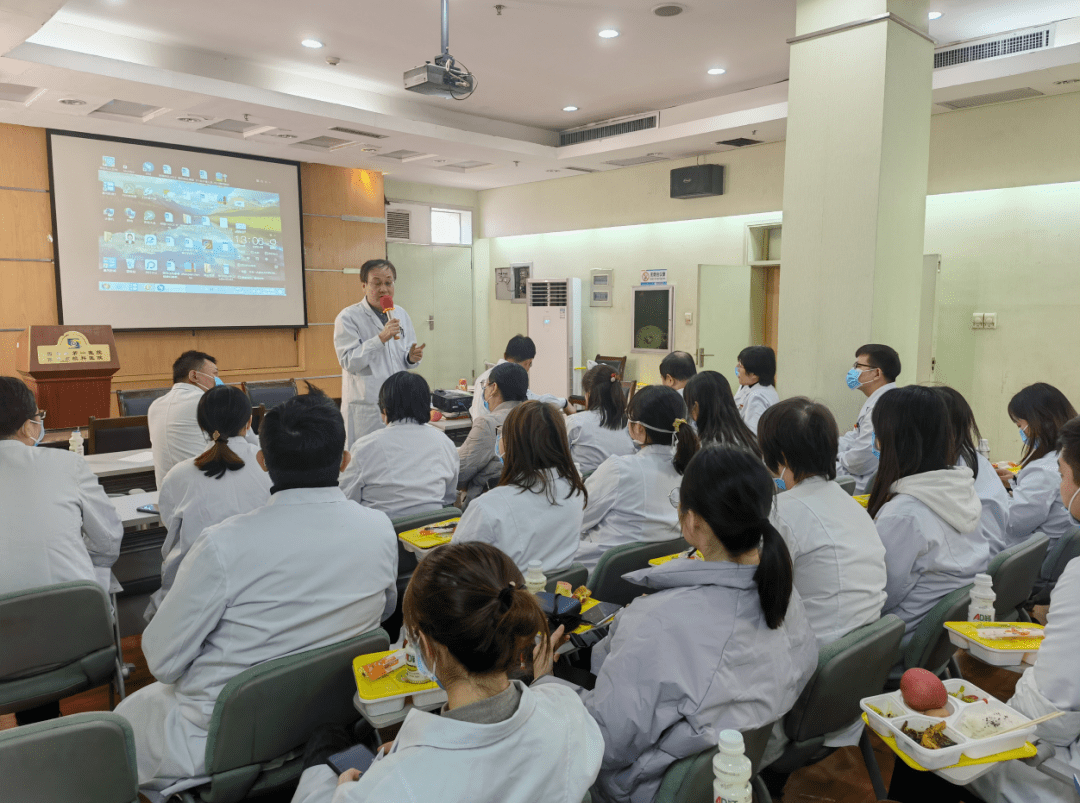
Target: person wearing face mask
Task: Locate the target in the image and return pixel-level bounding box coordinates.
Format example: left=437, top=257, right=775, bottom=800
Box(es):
left=456, top=362, right=528, bottom=508
left=0, top=376, right=123, bottom=724
left=836, top=344, right=900, bottom=494
left=733, top=345, right=780, bottom=435
left=470, top=335, right=573, bottom=421
left=575, top=385, right=700, bottom=570
left=148, top=350, right=259, bottom=487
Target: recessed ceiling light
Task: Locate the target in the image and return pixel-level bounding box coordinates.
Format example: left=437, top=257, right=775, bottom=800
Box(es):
left=271, top=133, right=298, bottom=139
left=928, top=11, right=943, bottom=20
left=360, top=147, right=379, bottom=152
left=547, top=169, right=561, bottom=173
left=58, top=98, right=87, bottom=106
left=176, top=115, right=210, bottom=123
left=301, top=39, right=324, bottom=49
left=707, top=67, right=726, bottom=76
left=563, top=105, right=579, bottom=112
left=598, top=29, right=619, bottom=38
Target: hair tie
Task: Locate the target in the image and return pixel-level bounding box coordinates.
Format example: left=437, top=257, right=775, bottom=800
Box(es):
left=673, top=418, right=687, bottom=429
left=497, top=582, right=516, bottom=608
left=211, top=430, right=222, bottom=442
left=610, top=374, right=618, bottom=383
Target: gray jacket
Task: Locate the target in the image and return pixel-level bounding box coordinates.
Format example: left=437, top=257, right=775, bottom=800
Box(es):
left=581, top=559, right=818, bottom=803
left=457, top=401, right=521, bottom=507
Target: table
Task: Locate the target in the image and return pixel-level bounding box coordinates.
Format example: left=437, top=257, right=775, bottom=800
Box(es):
left=109, top=491, right=161, bottom=528
left=427, top=416, right=472, bottom=446
left=84, top=449, right=156, bottom=478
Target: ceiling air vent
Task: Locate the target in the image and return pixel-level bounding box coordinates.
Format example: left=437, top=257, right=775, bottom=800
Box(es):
left=559, top=113, right=658, bottom=146
left=938, top=87, right=1044, bottom=110
left=717, top=137, right=762, bottom=147
left=529, top=280, right=569, bottom=308
left=90, top=99, right=166, bottom=122
left=386, top=209, right=411, bottom=241
left=603, top=154, right=669, bottom=167
left=437, top=160, right=494, bottom=172
left=292, top=136, right=359, bottom=151
left=328, top=126, right=388, bottom=139
left=934, top=26, right=1054, bottom=69
left=379, top=149, right=436, bottom=162
left=564, top=166, right=599, bottom=173
left=0, top=83, right=39, bottom=103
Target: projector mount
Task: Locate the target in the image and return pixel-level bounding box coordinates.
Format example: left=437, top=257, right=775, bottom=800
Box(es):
left=404, top=0, right=477, bottom=100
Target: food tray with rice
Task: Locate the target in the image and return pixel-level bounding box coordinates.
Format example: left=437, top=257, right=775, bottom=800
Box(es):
left=944, top=622, right=1044, bottom=666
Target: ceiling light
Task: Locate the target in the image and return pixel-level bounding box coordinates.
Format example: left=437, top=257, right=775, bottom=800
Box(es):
left=301, top=39, right=324, bottom=49
left=563, top=105, right=579, bottom=112
left=271, top=133, right=298, bottom=139
left=58, top=98, right=86, bottom=106
left=598, top=29, right=619, bottom=38
left=928, top=11, right=943, bottom=20
left=707, top=67, right=726, bottom=76
left=360, top=147, right=379, bottom=152
left=176, top=115, right=209, bottom=123
left=653, top=4, right=686, bottom=17
left=547, top=169, right=561, bottom=173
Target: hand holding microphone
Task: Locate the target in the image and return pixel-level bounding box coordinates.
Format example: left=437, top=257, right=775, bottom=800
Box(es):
left=378, top=295, right=401, bottom=342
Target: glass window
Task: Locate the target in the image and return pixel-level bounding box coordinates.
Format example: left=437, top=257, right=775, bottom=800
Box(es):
left=431, top=209, right=463, bottom=244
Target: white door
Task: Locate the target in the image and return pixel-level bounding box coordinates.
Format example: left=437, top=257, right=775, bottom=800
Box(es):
left=697, top=264, right=753, bottom=387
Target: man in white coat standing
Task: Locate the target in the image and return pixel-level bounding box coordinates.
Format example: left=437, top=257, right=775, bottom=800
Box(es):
left=836, top=343, right=899, bottom=494
left=334, top=259, right=425, bottom=445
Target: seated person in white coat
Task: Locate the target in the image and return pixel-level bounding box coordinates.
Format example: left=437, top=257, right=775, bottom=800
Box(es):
left=683, top=370, right=761, bottom=456
left=658, top=350, right=696, bottom=397
left=470, top=334, right=572, bottom=421
left=148, top=350, right=259, bottom=487
left=114, top=388, right=399, bottom=794
left=339, top=371, right=458, bottom=519
left=734, top=346, right=780, bottom=435
left=292, top=542, right=603, bottom=803
left=334, top=258, right=425, bottom=446
left=887, top=416, right=1080, bottom=803
left=144, top=384, right=271, bottom=622
left=576, top=385, right=700, bottom=570
left=836, top=344, right=900, bottom=494
left=565, top=364, right=635, bottom=475
left=934, top=386, right=1009, bottom=557
left=867, top=386, right=987, bottom=656
left=457, top=362, right=527, bottom=508
left=538, top=447, right=817, bottom=803
left=0, top=376, right=124, bottom=725
left=455, top=401, right=587, bottom=573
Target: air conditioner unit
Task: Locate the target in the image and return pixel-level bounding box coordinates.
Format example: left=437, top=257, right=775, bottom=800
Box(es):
left=385, top=202, right=431, bottom=244
left=527, top=278, right=583, bottom=400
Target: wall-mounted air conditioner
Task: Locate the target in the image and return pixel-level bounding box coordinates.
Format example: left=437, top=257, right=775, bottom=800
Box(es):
left=385, top=202, right=431, bottom=244
left=527, top=278, right=583, bottom=399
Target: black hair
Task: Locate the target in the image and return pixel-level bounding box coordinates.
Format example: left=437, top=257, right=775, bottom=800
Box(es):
left=867, top=386, right=950, bottom=518
left=627, top=385, right=700, bottom=474
left=582, top=364, right=627, bottom=430
left=1007, top=383, right=1077, bottom=467
left=0, top=376, right=37, bottom=439
left=258, top=383, right=345, bottom=491
left=855, top=344, right=901, bottom=383
left=379, top=372, right=431, bottom=427
left=682, top=371, right=761, bottom=458
left=487, top=362, right=529, bottom=403
left=1058, top=416, right=1080, bottom=486
left=738, top=346, right=776, bottom=386
left=194, top=385, right=253, bottom=479
left=172, top=350, right=217, bottom=384
left=659, top=351, right=697, bottom=383
left=932, top=385, right=982, bottom=480
left=679, top=446, right=794, bottom=629
left=360, top=258, right=397, bottom=283
left=757, top=397, right=838, bottom=482
left=503, top=335, right=537, bottom=363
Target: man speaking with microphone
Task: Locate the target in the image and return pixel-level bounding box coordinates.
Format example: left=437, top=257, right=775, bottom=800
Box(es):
left=334, top=258, right=425, bottom=444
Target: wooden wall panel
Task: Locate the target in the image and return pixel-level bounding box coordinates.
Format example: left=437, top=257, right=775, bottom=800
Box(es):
left=0, top=191, right=54, bottom=260
left=0, top=262, right=58, bottom=327
left=303, top=325, right=341, bottom=373
left=0, top=124, right=49, bottom=189
left=305, top=272, right=364, bottom=324
left=300, top=165, right=383, bottom=217
left=303, top=216, right=385, bottom=271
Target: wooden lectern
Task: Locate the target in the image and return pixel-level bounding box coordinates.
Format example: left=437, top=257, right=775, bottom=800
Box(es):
left=15, top=326, right=120, bottom=429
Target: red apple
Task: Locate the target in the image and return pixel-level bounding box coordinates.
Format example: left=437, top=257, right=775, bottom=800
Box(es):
left=900, top=668, right=948, bottom=712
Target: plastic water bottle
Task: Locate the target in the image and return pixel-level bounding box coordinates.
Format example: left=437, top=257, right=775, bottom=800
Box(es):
left=968, top=573, right=996, bottom=623
left=713, top=729, right=752, bottom=803
left=524, top=560, right=547, bottom=595
left=68, top=429, right=84, bottom=455
left=977, top=439, right=991, bottom=461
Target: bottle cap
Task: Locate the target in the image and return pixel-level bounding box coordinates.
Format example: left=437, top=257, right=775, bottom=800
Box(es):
left=975, top=573, right=992, bottom=583
left=719, top=729, right=744, bottom=750
left=528, top=560, right=542, bottom=570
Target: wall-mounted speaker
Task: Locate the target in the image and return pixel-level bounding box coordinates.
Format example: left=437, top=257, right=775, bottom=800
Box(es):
left=670, top=164, right=724, bottom=199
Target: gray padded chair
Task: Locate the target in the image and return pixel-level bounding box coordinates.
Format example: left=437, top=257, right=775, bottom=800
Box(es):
left=834, top=475, right=857, bottom=496
left=767, top=615, right=907, bottom=801
left=896, top=584, right=973, bottom=679
left=546, top=563, right=589, bottom=592
left=0, top=581, right=124, bottom=715
left=87, top=415, right=152, bottom=455
left=586, top=537, right=690, bottom=606
left=180, top=628, right=390, bottom=803
left=1040, top=526, right=1080, bottom=588
left=653, top=720, right=775, bottom=803
left=241, top=379, right=299, bottom=410
left=116, top=386, right=170, bottom=417
left=988, top=533, right=1050, bottom=621
left=0, top=712, right=139, bottom=803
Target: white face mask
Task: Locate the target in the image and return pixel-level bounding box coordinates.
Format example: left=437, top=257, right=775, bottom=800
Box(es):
left=1066, top=486, right=1080, bottom=526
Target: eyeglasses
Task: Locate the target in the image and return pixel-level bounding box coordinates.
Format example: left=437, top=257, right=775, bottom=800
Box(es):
left=36, top=410, right=47, bottom=423
left=668, top=487, right=680, bottom=510
left=853, top=362, right=875, bottom=371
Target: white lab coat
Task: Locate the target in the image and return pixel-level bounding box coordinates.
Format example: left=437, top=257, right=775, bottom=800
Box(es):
left=339, top=420, right=458, bottom=519
left=772, top=476, right=887, bottom=649
left=576, top=444, right=682, bottom=570
left=290, top=681, right=603, bottom=803
left=470, top=358, right=567, bottom=421
left=733, top=383, right=780, bottom=435
left=453, top=472, right=585, bottom=572
left=0, top=440, right=123, bottom=596
left=114, top=487, right=398, bottom=791
left=836, top=382, right=896, bottom=494
left=143, top=438, right=271, bottom=622
left=565, top=410, right=635, bottom=475
left=1005, top=451, right=1074, bottom=553
left=965, top=454, right=1010, bottom=557
left=457, top=401, right=521, bottom=507
left=334, top=301, right=421, bottom=446
left=148, top=383, right=260, bottom=488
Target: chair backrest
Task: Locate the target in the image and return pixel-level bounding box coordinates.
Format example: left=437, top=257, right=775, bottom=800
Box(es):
left=784, top=615, right=906, bottom=742
left=620, top=380, right=637, bottom=405
left=250, top=404, right=267, bottom=436
left=390, top=507, right=462, bottom=578
left=988, top=534, right=1050, bottom=619
left=204, top=628, right=390, bottom=776
left=116, top=387, right=170, bottom=417
left=653, top=721, right=775, bottom=803
left=594, top=355, right=627, bottom=379
left=546, top=563, right=589, bottom=592
left=902, top=584, right=973, bottom=674
left=586, top=537, right=689, bottom=606
left=1041, top=526, right=1080, bottom=586
left=835, top=476, right=857, bottom=496
left=0, top=712, right=139, bottom=803
left=242, top=379, right=298, bottom=409
left=87, top=415, right=152, bottom=455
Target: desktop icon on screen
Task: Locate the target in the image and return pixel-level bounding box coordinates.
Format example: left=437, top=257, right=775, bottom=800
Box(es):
left=183, top=262, right=193, bottom=273
left=164, top=236, right=175, bottom=247
left=223, top=264, right=230, bottom=275
left=164, top=212, right=173, bottom=223
left=126, top=258, right=136, bottom=269
left=221, top=174, right=227, bottom=183
left=219, top=217, right=228, bottom=228
left=163, top=165, right=172, bottom=175
left=142, top=162, right=154, bottom=172
left=103, top=231, right=113, bottom=243
left=203, top=239, right=214, bottom=250
left=103, top=257, right=116, bottom=270
left=145, top=234, right=157, bottom=246
left=124, top=233, right=136, bottom=244
left=125, top=208, right=136, bottom=219
left=166, top=261, right=176, bottom=271
left=184, top=238, right=195, bottom=248
left=123, top=184, right=135, bottom=194
left=204, top=264, right=213, bottom=274
left=183, top=214, right=192, bottom=224
left=102, top=181, right=115, bottom=192
left=143, top=188, right=154, bottom=197
left=104, top=208, right=115, bottom=218
left=200, top=216, right=210, bottom=225
left=102, top=156, right=115, bottom=167
left=145, top=259, right=158, bottom=272
left=199, top=170, right=208, bottom=180
left=144, top=211, right=155, bottom=221
left=181, top=167, right=190, bottom=177
left=215, top=172, right=223, bottom=181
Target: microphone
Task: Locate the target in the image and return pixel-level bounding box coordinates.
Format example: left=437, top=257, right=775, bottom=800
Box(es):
left=380, top=295, right=400, bottom=340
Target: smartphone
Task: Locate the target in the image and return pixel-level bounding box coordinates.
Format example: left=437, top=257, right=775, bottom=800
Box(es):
left=581, top=602, right=621, bottom=626
left=136, top=503, right=159, bottom=514
left=327, top=743, right=377, bottom=776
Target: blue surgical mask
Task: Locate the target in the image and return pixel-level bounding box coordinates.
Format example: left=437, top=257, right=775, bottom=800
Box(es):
left=196, top=370, right=223, bottom=390
left=412, top=637, right=443, bottom=689
left=483, top=398, right=490, bottom=412
left=735, top=365, right=741, bottom=377
left=32, top=419, right=45, bottom=446
left=846, top=367, right=865, bottom=390
left=495, top=431, right=504, bottom=464
left=1066, top=487, right=1080, bottom=526
left=872, top=443, right=881, bottom=460
left=1019, top=426, right=1028, bottom=445
left=774, top=476, right=786, bottom=492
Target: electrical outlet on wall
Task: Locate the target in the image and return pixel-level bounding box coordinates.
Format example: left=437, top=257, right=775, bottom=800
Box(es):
left=972, top=312, right=985, bottom=330
left=984, top=313, right=997, bottom=329
left=684, top=311, right=693, bottom=325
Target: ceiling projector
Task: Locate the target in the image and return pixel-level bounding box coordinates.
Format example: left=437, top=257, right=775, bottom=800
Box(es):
left=404, top=0, right=476, bottom=100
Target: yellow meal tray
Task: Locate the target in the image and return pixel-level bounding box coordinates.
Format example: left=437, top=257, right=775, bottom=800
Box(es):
left=398, top=517, right=459, bottom=549
left=853, top=494, right=870, bottom=508
left=862, top=714, right=1036, bottom=771
left=570, top=598, right=602, bottom=635
left=944, top=621, right=1045, bottom=652
left=353, top=651, right=441, bottom=701
left=648, top=550, right=703, bottom=566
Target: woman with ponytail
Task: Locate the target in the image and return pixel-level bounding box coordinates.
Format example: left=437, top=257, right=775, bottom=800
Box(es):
left=540, top=446, right=816, bottom=803
left=576, top=385, right=700, bottom=569
left=293, top=542, right=603, bottom=803
left=144, top=384, right=271, bottom=621
left=565, top=364, right=635, bottom=474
